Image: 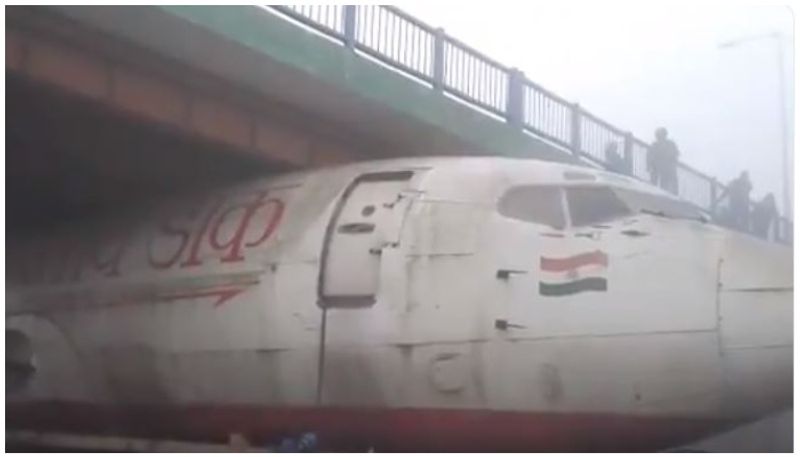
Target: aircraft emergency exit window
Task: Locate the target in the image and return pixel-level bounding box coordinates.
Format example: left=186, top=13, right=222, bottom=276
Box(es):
left=498, top=186, right=565, bottom=229
left=566, top=186, right=631, bottom=226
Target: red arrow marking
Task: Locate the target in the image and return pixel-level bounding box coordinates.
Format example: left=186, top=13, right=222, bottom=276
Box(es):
left=160, top=287, right=248, bottom=307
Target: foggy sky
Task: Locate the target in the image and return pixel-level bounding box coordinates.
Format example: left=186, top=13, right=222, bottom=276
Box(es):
left=398, top=2, right=794, bottom=215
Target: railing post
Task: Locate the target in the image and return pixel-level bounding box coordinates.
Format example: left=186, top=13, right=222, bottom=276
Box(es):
left=570, top=103, right=582, bottom=157
left=709, top=178, right=718, bottom=217
left=343, top=5, right=357, bottom=50
left=506, top=68, right=524, bottom=130
left=432, top=27, right=445, bottom=92
left=623, top=131, right=634, bottom=175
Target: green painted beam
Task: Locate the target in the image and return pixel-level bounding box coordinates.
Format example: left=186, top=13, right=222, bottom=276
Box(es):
left=156, top=6, right=574, bottom=164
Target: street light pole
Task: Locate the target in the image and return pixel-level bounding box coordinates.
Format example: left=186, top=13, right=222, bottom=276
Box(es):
left=775, top=35, right=791, bottom=220
left=719, top=31, right=792, bottom=220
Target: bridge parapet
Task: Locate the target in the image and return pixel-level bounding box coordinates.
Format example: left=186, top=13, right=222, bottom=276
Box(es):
left=271, top=5, right=792, bottom=245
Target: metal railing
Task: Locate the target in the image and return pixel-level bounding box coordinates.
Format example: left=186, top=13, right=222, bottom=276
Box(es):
left=269, top=5, right=792, bottom=245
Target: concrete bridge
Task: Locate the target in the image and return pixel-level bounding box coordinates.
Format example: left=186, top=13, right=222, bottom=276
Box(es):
left=6, top=6, right=792, bottom=243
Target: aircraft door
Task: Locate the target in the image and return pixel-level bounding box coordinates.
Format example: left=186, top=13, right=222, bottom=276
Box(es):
left=319, top=171, right=414, bottom=308
left=316, top=170, right=417, bottom=407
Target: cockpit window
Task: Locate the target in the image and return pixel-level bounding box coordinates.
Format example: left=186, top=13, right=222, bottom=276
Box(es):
left=613, top=189, right=704, bottom=221
left=498, top=186, right=565, bottom=229
left=566, top=186, right=631, bottom=226
left=501, top=184, right=701, bottom=229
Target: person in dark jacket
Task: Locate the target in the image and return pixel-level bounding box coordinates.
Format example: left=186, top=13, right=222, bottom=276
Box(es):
left=727, top=171, right=753, bottom=232
left=647, top=127, right=680, bottom=194
left=752, top=193, right=778, bottom=239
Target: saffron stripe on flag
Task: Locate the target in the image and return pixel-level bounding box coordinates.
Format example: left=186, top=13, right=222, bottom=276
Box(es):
left=539, top=277, right=607, bottom=296
left=540, top=251, right=608, bottom=272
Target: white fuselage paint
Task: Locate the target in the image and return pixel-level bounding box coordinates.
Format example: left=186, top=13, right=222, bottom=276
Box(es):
left=6, top=157, right=792, bottom=449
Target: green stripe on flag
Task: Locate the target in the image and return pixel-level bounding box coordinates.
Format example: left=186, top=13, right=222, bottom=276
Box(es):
left=539, top=277, right=607, bottom=296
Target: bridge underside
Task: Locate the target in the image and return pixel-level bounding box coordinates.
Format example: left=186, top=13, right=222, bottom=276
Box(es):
left=7, top=6, right=572, bottom=236
left=7, top=74, right=273, bottom=232
left=3, top=7, right=371, bottom=233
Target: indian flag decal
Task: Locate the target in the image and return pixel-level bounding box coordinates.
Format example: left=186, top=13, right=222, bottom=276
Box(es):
left=539, top=250, right=608, bottom=296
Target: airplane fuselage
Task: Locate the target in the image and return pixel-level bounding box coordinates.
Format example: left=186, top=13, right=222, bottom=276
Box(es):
left=6, top=157, right=793, bottom=451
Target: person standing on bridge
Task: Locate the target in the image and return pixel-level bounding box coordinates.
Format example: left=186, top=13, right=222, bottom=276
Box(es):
left=726, top=171, right=753, bottom=232
left=752, top=193, right=778, bottom=239
left=647, top=127, right=680, bottom=195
